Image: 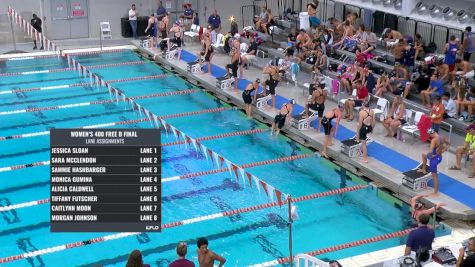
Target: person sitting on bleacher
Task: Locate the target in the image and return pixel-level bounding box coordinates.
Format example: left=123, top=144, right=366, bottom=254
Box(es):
left=305, top=83, right=327, bottom=131
left=315, top=49, right=328, bottom=73
left=254, top=6, right=267, bottom=31
left=389, top=62, right=410, bottom=97
left=339, top=64, right=358, bottom=95
left=392, top=38, right=407, bottom=64
left=374, top=73, right=390, bottom=97
left=336, top=20, right=355, bottom=40
left=295, top=29, right=311, bottom=54
left=240, top=35, right=259, bottom=72
left=414, top=33, right=426, bottom=60
left=356, top=100, right=375, bottom=163
left=277, top=55, right=291, bottom=75
left=404, top=41, right=416, bottom=73
left=359, top=26, right=377, bottom=54
left=343, top=80, right=369, bottom=121
left=260, top=9, right=275, bottom=35
left=383, top=96, right=406, bottom=138
left=287, top=28, right=298, bottom=49
left=457, top=86, right=475, bottom=122
left=383, top=28, right=403, bottom=48
left=420, top=75, right=444, bottom=108
left=451, top=124, right=475, bottom=176
left=434, top=57, right=450, bottom=84
left=297, top=39, right=321, bottom=63
left=454, top=58, right=475, bottom=80
left=442, top=92, right=457, bottom=119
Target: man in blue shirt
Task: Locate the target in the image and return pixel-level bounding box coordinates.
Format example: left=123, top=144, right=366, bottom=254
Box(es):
left=208, top=9, right=221, bottom=31
left=157, top=1, right=167, bottom=17
left=183, top=3, right=193, bottom=30
left=404, top=213, right=435, bottom=256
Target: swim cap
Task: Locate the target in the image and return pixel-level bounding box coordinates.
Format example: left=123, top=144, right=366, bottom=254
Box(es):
left=290, top=99, right=296, bottom=105
left=255, top=78, right=261, bottom=83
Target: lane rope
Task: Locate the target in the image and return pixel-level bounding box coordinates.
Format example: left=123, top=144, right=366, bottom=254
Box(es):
left=0, top=107, right=230, bottom=142
left=64, top=49, right=127, bottom=56
left=0, top=185, right=367, bottom=263
left=0, top=89, right=196, bottom=116
left=0, top=74, right=169, bottom=95
left=248, top=227, right=415, bottom=266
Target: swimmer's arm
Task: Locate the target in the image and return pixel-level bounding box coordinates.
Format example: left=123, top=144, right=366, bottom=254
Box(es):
left=211, top=252, right=226, bottom=267
left=356, top=115, right=363, bottom=140
left=334, top=118, right=341, bottom=137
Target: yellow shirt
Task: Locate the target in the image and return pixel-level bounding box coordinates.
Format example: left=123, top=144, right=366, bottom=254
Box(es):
left=465, top=133, right=475, bottom=149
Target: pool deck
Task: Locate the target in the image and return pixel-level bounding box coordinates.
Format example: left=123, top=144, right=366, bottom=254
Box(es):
left=131, top=41, right=475, bottom=265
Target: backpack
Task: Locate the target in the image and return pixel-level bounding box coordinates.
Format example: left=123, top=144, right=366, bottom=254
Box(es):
left=424, top=42, right=437, bottom=54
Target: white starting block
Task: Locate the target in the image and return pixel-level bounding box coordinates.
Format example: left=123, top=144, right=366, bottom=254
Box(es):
left=162, top=48, right=178, bottom=60
left=187, top=61, right=203, bottom=74
left=402, top=163, right=432, bottom=191
left=341, top=137, right=373, bottom=158
left=291, top=109, right=317, bottom=130
left=216, top=76, right=234, bottom=90
left=140, top=38, right=151, bottom=48
left=256, top=94, right=272, bottom=110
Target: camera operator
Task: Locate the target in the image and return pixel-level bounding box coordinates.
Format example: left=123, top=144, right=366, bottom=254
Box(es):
left=456, top=237, right=475, bottom=267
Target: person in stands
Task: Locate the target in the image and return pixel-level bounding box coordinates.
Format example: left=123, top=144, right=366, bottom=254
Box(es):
left=31, top=14, right=43, bottom=50
left=129, top=4, right=138, bottom=39
left=197, top=237, right=226, bottom=267
left=383, top=95, right=406, bottom=138
left=169, top=242, right=195, bottom=267
left=404, top=213, right=435, bottom=257
left=454, top=58, right=475, bottom=80
left=450, top=124, right=475, bottom=177
left=444, top=35, right=459, bottom=72
left=462, top=26, right=475, bottom=61
left=126, top=250, right=151, bottom=267
left=343, top=80, right=369, bottom=121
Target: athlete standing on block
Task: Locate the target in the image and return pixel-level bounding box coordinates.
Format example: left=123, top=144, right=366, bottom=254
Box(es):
left=145, top=14, right=158, bottom=48
left=417, top=129, right=449, bottom=195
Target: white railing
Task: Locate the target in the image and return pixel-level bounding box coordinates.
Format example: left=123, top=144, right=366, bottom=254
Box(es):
left=294, top=254, right=330, bottom=267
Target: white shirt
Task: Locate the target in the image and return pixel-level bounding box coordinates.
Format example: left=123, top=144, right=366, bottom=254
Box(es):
left=443, top=98, right=457, bottom=118
left=129, top=9, right=137, bottom=20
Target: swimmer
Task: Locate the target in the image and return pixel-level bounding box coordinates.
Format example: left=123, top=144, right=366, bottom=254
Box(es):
left=321, top=105, right=343, bottom=158
left=356, top=101, right=375, bottom=163
left=196, top=237, right=226, bottom=267
left=411, top=194, right=446, bottom=225
left=305, top=83, right=326, bottom=132
left=144, top=14, right=158, bottom=47
left=168, top=21, right=183, bottom=60
left=417, top=129, right=450, bottom=195
left=271, top=99, right=295, bottom=135
left=242, top=79, right=260, bottom=117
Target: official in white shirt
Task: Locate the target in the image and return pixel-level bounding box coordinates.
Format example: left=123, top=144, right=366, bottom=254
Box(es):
left=129, top=4, right=138, bottom=39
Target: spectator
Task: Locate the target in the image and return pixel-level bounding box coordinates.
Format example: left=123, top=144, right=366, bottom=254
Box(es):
left=288, top=28, right=298, bottom=47
left=183, top=3, right=193, bottom=30
left=420, top=75, right=444, bottom=108
left=359, top=25, right=377, bottom=54
left=129, top=4, right=138, bottom=39
left=383, top=95, right=406, bottom=137
left=462, top=26, right=475, bottom=61
left=343, top=80, right=369, bottom=121
left=240, top=35, right=258, bottom=71
left=321, top=106, right=343, bottom=158
left=197, top=237, right=226, bottom=267
left=169, top=242, right=195, bottom=267
left=192, top=12, right=199, bottom=26
left=389, top=62, right=410, bottom=97
left=450, top=124, right=475, bottom=176
left=444, top=35, right=459, bottom=72
left=434, top=57, right=450, bottom=83
left=410, top=194, right=445, bottom=225
left=455, top=58, right=475, bottom=80
left=430, top=95, right=445, bottom=133
left=208, top=9, right=221, bottom=31
left=404, top=213, right=435, bottom=256
left=261, top=9, right=275, bottom=35
left=412, top=65, right=431, bottom=94
left=339, top=64, right=358, bottom=95
left=392, top=38, right=407, bottom=64
left=456, top=236, right=475, bottom=267
left=126, top=250, right=151, bottom=267
left=315, top=49, right=328, bottom=72
left=31, top=14, right=43, bottom=50
left=458, top=87, right=475, bottom=122
left=414, top=33, right=425, bottom=60
left=404, top=42, right=416, bottom=73
left=356, top=101, right=375, bottom=163
left=230, top=17, right=239, bottom=36
left=442, top=92, right=457, bottom=119
left=296, top=29, right=311, bottom=53
left=374, top=73, right=390, bottom=97
left=417, top=129, right=449, bottom=195
left=255, top=6, right=268, bottom=31
left=383, top=28, right=403, bottom=48
left=157, top=1, right=167, bottom=17
left=307, top=2, right=321, bottom=28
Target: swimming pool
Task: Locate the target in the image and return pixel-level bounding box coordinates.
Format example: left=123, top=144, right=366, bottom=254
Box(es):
left=0, top=50, right=450, bottom=266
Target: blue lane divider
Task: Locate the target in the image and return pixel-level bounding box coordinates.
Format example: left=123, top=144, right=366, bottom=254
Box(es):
left=179, top=49, right=475, bottom=209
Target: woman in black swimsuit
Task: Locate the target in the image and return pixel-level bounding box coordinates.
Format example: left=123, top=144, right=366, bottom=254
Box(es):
left=356, top=102, right=375, bottom=163
left=199, top=32, right=213, bottom=74
left=272, top=99, right=295, bottom=135
left=321, top=106, right=343, bottom=158
left=242, top=79, right=260, bottom=117
left=263, top=65, right=280, bottom=109
left=305, top=83, right=326, bottom=132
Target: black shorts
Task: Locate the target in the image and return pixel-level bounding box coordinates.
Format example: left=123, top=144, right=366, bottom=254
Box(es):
left=359, top=125, right=373, bottom=140
left=322, top=117, right=332, bottom=136
left=354, top=100, right=363, bottom=107
left=171, top=37, right=182, bottom=47
left=309, top=103, right=325, bottom=117
left=242, top=91, right=253, bottom=104
left=226, top=61, right=239, bottom=77
left=265, top=79, right=279, bottom=95
left=274, top=114, right=286, bottom=129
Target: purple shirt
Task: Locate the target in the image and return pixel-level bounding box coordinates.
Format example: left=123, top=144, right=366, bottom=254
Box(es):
left=406, top=226, right=435, bottom=252
left=169, top=259, right=195, bottom=267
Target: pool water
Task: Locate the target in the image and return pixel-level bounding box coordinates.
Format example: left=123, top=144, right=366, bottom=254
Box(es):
left=0, top=50, right=450, bottom=267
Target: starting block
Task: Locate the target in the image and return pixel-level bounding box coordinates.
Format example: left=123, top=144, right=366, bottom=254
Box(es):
left=341, top=137, right=373, bottom=158
left=291, top=109, right=317, bottom=130
left=140, top=38, right=151, bottom=48
left=187, top=61, right=203, bottom=74
left=402, top=164, right=432, bottom=191
left=216, top=76, right=234, bottom=90
left=162, top=48, right=178, bottom=60
left=256, top=94, right=272, bottom=110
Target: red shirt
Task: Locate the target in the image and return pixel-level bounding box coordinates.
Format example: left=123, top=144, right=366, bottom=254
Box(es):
left=169, top=259, right=195, bottom=267
left=356, top=86, right=369, bottom=100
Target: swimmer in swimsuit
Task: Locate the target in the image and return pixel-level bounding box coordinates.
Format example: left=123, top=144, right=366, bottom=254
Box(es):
left=167, top=21, right=183, bottom=60
left=271, top=99, right=295, bottom=135
left=417, top=129, right=450, bottom=195
left=321, top=105, right=343, bottom=158
left=356, top=101, right=375, bottom=163
left=242, top=79, right=260, bottom=117
left=305, top=83, right=326, bottom=132
left=144, top=14, right=158, bottom=47
left=198, top=32, right=213, bottom=74
left=225, top=40, right=241, bottom=90
left=263, top=65, right=281, bottom=109
left=410, top=194, right=446, bottom=225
